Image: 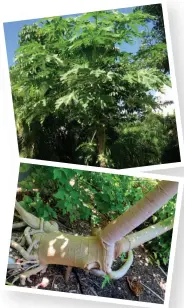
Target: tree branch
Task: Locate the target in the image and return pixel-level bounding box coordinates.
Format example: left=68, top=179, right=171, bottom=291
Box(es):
left=115, top=216, right=174, bottom=257
left=101, top=181, right=178, bottom=245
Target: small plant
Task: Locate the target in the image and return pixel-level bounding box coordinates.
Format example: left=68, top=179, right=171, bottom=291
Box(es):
left=101, top=275, right=111, bottom=289
left=120, top=252, right=127, bottom=262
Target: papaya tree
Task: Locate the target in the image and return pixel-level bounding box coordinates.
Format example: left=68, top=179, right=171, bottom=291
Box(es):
left=8, top=8, right=179, bottom=168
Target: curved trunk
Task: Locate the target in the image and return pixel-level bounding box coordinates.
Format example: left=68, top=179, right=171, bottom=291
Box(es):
left=15, top=202, right=59, bottom=232
left=12, top=181, right=178, bottom=281
left=38, top=232, right=104, bottom=270
left=115, top=216, right=174, bottom=257
left=101, top=181, right=178, bottom=245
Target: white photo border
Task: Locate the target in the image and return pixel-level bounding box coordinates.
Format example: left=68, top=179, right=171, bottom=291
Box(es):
left=2, top=158, right=184, bottom=308
left=1, top=0, right=184, bottom=172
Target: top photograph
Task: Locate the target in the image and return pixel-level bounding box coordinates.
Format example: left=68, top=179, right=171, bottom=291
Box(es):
left=4, top=3, right=181, bottom=169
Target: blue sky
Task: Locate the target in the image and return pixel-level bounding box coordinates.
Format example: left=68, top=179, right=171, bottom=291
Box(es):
left=3, top=7, right=152, bottom=67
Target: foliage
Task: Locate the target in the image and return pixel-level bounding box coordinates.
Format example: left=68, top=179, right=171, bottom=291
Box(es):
left=20, top=192, right=58, bottom=221
left=145, top=197, right=176, bottom=266
left=110, top=112, right=180, bottom=168
left=135, top=4, right=166, bottom=44
left=134, top=4, right=169, bottom=72
left=10, top=7, right=180, bottom=167
left=120, top=252, right=127, bottom=261
left=161, top=114, right=181, bottom=163
left=18, top=163, right=176, bottom=265
left=18, top=163, right=157, bottom=222
left=101, top=275, right=111, bottom=289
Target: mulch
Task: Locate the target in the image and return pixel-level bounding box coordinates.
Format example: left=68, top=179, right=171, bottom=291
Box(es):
left=6, top=214, right=167, bottom=305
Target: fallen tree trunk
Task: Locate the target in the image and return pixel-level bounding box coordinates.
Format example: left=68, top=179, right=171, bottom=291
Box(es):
left=10, top=180, right=178, bottom=284
left=101, top=181, right=177, bottom=244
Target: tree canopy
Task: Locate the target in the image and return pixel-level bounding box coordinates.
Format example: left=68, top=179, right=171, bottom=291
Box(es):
left=10, top=7, right=180, bottom=168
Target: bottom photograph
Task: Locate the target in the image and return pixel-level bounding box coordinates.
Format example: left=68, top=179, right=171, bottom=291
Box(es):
left=6, top=163, right=179, bottom=305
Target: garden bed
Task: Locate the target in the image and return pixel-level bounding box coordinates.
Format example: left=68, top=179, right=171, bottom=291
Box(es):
left=7, top=213, right=167, bottom=304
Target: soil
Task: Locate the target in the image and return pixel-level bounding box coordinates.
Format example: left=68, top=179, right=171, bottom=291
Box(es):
left=6, top=213, right=167, bottom=305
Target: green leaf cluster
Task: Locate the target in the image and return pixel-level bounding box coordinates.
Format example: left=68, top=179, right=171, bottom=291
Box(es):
left=10, top=8, right=179, bottom=168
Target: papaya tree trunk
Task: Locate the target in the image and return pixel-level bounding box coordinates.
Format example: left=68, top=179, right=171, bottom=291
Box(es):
left=96, top=125, right=106, bottom=167
left=115, top=217, right=174, bottom=257
left=12, top=181, right=178, bottom=280
left=101, top=181, right=178, bottom=245
left=100, top=180, right=178, bottom=273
